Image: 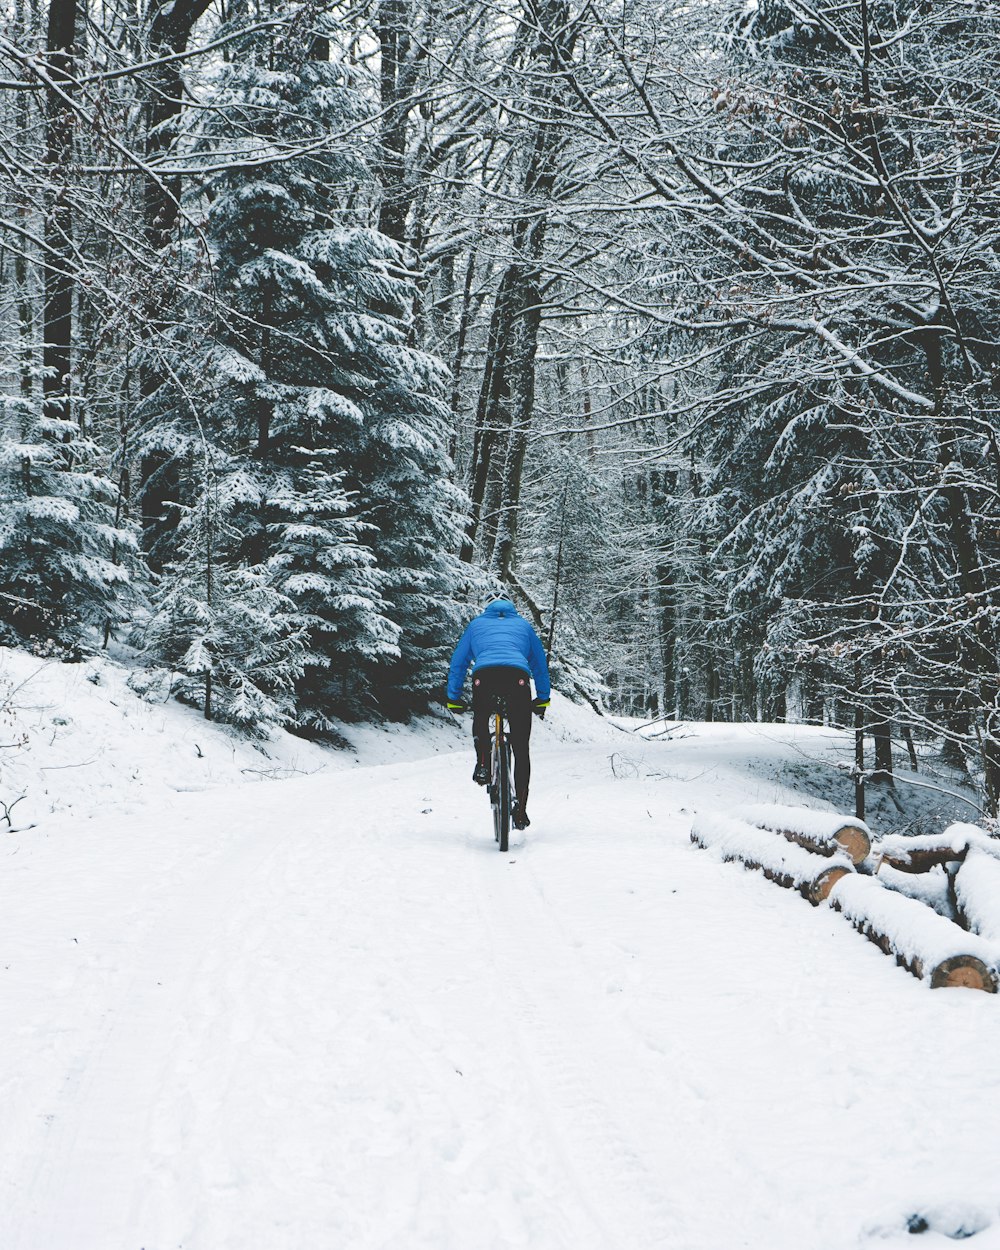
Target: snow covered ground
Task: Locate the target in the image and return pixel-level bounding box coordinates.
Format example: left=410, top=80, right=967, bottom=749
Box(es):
left=2, top=651, right=1000, bottom=1249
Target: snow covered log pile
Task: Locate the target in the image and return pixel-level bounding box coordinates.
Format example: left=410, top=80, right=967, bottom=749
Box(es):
left=737, top=804, right=871, bottom=865
left=827, top=822, right=1000, bottom=991
left=690, top=813, right=854, bottom=905
left=691, top=806, right=1000, bottom=991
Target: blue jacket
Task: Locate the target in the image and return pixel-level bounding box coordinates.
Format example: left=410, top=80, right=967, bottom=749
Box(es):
left=447, top=600, right=551, bottom=702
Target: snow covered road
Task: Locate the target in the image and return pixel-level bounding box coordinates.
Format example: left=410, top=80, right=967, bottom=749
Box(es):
left=3, top=721, right=1000, bottom=1249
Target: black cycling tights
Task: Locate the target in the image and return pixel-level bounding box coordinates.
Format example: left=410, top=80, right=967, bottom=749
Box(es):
left=471, top=665, right=533, bottom=808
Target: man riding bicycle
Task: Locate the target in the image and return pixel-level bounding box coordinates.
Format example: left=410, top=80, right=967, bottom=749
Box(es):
left=446, top=596, right=551, bottom=830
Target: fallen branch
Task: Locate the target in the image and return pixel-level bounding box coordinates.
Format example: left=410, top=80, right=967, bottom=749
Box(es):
left=0, top=795, right=27, bottom=829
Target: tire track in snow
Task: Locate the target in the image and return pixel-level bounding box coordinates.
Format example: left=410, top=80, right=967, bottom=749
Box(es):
left=469, top=836, right=691, bottom=1250
left=6, top=802, right=288, bottom=1250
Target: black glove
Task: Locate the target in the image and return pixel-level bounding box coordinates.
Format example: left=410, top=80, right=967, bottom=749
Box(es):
left=446, top=698, right=467, bottom=714
left=532, top=698, right=549, bottom=719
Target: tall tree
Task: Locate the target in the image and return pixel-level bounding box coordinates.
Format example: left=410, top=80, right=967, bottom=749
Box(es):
left=42, top=0, right=76, bottom=427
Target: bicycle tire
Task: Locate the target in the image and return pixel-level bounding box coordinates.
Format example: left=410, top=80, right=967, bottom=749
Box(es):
left=491, top=710, right=510, bottom=852
left=496, top=736, right=510, bottom=853
left=490, top=717, right=500, bottom=843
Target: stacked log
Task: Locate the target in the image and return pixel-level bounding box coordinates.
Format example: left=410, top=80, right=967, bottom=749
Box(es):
left=738, top=804, right=871, bottom=865
left=828, top=874, right=998, bottom=992
left=690, top=813, right=853, bottom=905
left=875, top=828, right=974, bottom=875
left=690, top=804, right=1000, bottom=992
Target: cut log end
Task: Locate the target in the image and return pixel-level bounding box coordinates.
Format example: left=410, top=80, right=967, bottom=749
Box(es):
left=808, top=863, right=853, bottom=905
left=929, top=956, right=997, bottom=992
left=833, top=825, right=871, bottom=866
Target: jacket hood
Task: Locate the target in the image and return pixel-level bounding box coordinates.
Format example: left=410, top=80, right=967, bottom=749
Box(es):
left=483, top=598, right=518, bottom=619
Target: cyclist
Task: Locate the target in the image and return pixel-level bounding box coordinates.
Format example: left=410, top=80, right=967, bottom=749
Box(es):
left=446, top=595, right=551, bottom=829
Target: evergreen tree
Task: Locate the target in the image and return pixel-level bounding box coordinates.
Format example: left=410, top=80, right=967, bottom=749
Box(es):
left=264, top=449, right=398, bottom=730
left=136, top=441, right=307, bottom=732
left=186, top=46, right=467, bottom=720
left=0, top=395, right=139, bottom=651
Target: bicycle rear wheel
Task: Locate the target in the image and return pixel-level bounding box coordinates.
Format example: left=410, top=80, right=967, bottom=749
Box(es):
left=491, top=727, right=510, bottom=853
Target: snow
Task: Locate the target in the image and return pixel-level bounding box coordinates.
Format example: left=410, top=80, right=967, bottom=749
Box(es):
left=0, top=648, right=327, bottom=831
left=0, top=646, right=458, bottom=831
left=957, top=848, right=1000, bottom=943
left=944, top=821, right=1000, bottom=850
left=875, top=862, right=954, bottom=918
left=3, top=665, right=1000, bottom=1249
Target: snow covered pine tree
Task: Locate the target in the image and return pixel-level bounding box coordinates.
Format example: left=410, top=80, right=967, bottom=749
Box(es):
left=136, top=25, right=466, bottom=728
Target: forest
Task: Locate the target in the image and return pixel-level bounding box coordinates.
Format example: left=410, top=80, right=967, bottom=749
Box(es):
left=2, top=0, right=999, bottom=811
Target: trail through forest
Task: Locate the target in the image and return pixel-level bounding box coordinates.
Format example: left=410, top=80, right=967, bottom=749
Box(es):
left=2, top=717, right=999, bottom=1249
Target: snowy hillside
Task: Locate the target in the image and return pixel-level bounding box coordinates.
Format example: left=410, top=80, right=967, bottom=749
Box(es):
left=2, top=651, right=1000, bottom=1249
left=0, top=646, right=461, bottom=831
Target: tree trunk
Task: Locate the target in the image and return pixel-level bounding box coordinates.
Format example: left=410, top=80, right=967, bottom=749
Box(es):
left=770, top=822, right=871, bottom=866
left=872, top=710, right=894, bottom=784
left=377, top=0, right=412, bottom=246
left=939, top=698, right=970, bottom=772
left=690, top=815, right=855, bottom=906
left=460, top=268, right=518, bottom=561
left=902, top=724, right=919, bottom=772
left=493, top=269, right=543, bottom=580
left=854, top=702, right=866, bottom=823
left=448, top=253, right=477, bottom=462
left=461, top=0, right=572, bottom=573
left=43, top=0, right=76, bottom=430
left=142, top=0, right=214, bottom=251
left=650, top=467, right=678, bottom=719
left=14, top=0, right=35, bottom=407
left=138, top=0, right=214, bottom=559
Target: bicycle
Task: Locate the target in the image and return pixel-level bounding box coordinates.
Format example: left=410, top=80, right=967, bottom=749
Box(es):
left=488, top=693, right=515, bottom=852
